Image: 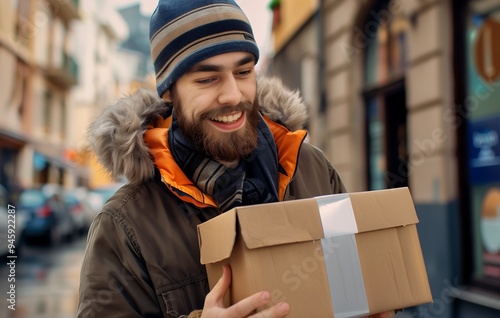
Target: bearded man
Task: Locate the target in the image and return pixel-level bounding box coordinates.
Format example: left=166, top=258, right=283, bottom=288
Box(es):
left=77, top=1, right=392, bottom=317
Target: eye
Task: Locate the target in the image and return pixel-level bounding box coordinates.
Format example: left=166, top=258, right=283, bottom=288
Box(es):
left=196, top=77, right=216, bottom=85
left=236, top=68, right=253, bottom=77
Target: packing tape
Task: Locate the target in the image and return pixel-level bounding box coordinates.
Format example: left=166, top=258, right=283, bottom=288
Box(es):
left=316, top=194, right=358, bottom=237
left=317, top=194, right=370, bottom=318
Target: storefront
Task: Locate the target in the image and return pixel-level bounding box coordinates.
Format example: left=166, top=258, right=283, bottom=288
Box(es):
left=31, top=141, right=89, bottom=188
left=0, top=128, right=27, bottom=196
left=454, top=2, right=500, bottom=316
left=467, top=0, right=500, bottom=283
left=270, top=0, right=500, bottom=315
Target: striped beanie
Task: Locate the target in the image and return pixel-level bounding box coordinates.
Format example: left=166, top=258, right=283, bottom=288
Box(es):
left=149, top=0, right=260, bottom=97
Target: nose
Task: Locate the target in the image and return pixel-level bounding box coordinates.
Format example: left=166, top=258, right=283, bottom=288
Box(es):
left=217, top=75, right=242, bottom=106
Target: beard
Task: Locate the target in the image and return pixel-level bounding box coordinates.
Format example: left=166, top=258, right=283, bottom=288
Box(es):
left=173, top=96, right=260, bottom=162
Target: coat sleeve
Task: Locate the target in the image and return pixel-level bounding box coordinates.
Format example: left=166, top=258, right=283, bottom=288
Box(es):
left=328, top=160, right=347, bottom=194
left=77, top=211, right=162, bottom=318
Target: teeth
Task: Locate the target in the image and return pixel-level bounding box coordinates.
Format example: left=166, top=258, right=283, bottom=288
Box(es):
left=211, top=112, right=242, bottom=123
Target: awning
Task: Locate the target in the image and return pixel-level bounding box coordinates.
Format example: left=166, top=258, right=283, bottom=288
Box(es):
left=31, top=140, right=89, bottom=178
left=0, top=127, right=28, bottom=148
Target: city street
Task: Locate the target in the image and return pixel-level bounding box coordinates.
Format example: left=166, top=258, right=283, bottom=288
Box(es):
left=1, top=0, right=500, bottom=317
left=1, top=237, right=86, bottom=318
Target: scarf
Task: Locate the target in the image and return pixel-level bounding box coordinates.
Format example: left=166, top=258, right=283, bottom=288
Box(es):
left=168, top=114, right=280, bottom=212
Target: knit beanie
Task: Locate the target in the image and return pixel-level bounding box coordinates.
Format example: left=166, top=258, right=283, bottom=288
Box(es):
left=149, top=0, right=260, bottom=97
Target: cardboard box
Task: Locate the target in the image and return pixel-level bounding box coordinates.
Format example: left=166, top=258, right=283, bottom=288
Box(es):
left=197, top=187, right=432, bottom=317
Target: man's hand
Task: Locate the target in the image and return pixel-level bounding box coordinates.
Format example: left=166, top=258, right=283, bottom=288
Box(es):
left=201, top=266, right=290, bottom=318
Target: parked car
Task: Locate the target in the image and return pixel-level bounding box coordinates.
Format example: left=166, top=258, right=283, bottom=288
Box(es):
left=18, top=187, right=74, bottom=245
left=64, top=189, right=96, bottom=235
left=86, top=183, right=124, bottom=216
left=0, top=185, right=28, bottom=257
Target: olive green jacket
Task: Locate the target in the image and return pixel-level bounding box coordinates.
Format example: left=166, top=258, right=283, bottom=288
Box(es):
left=77, top=77, right=346, bottom=318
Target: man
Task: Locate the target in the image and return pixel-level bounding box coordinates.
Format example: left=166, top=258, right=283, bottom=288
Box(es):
left=77, top=1, right=393, bottom=317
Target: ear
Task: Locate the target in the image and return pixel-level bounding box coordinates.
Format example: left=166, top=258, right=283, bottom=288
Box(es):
left=162, top=90, right=173, bottom=103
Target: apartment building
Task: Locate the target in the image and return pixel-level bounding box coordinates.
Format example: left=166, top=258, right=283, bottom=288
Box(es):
left=70, top=0, right=129, bottom=189
left=0, top=0, right=140, bottom=192
left=0, top=0, right=82, bottom=194
left=268, top=0, right=500, bottom=317
left=0, top=0, right=31, bottom=195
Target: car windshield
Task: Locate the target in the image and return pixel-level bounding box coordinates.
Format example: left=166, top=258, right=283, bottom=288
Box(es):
left=19, top=190, right=45, bottom=208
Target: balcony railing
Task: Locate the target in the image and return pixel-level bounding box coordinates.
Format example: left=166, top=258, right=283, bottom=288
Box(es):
left=45, top=52, right=79, bottom=88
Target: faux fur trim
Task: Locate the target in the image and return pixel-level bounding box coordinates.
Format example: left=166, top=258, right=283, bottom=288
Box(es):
left=257, top=76, right=308, bottom=131
left=87, top=76, right=309, bottom=184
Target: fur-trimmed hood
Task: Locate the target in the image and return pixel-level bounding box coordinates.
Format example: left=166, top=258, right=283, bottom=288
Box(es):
left=87, top=76, right=308, bottom=184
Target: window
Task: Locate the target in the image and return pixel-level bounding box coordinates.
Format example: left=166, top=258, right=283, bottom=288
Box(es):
left=14, top=0, right=31, bottom=46
left=44, top=91, right=52, bottom=135
left=363, top=0, right=409, bottom=190
left=466, top=2, right=500, bottom=290
left=61, top=100, right=66, bottom=140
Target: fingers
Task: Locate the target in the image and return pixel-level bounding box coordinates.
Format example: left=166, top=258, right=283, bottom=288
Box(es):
left=384, top=311, right=396, bottom=318
left=379, top=311, right=395, bottom=318
left=366, top=311, right=395, bottom=318
left=204, top=265, right=290, bottom=318
left=205, top=265, right=231, bottom=307
left=225, top=290, right=274, bottom=317
left=249, top=301, right=290, bottom=318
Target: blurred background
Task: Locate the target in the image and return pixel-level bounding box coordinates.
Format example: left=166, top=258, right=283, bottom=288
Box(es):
left=1, top=0, right=500, bottom=317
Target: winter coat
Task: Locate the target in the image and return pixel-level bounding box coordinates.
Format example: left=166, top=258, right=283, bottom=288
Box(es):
left=77, top=77, right=346, bottom=318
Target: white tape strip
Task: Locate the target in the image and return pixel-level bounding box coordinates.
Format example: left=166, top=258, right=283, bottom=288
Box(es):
left=316, top=194, right=358, bottom=237
left=317, top=194, right=370, bottom=317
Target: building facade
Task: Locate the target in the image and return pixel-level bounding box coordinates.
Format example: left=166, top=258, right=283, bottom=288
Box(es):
left=0, top=0, right=31, bottom=195
left=0, top=0, right=144, bottom=193
left=0, top=0, right=82, bottom=195
left=269, top=0, right=500, bottom=317
left=70, top=0, right=129, bottom=189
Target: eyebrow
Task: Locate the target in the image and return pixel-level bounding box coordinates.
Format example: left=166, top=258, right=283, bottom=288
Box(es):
left=188, top=55, right=255, bottom=73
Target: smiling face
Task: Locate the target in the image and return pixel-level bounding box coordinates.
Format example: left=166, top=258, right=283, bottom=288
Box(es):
left=164, top=51, right=260, bottom=163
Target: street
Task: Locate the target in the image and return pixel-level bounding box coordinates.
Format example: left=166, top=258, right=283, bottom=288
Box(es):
left=1, top=237, right=86, bottom=318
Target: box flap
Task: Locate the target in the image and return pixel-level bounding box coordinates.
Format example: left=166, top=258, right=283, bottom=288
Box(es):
left=198, top=187, right=419, bottom=262
left=198, top=210, right=237, bottom=264
left=356, top=225, right=433, bottom=312
left=349, top=187, right=419, bottom=233
left=236, top=199, right=324, bottom=249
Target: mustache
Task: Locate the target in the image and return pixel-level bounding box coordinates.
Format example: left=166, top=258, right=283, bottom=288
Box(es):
left=199, top=101, right=255, bottom=120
